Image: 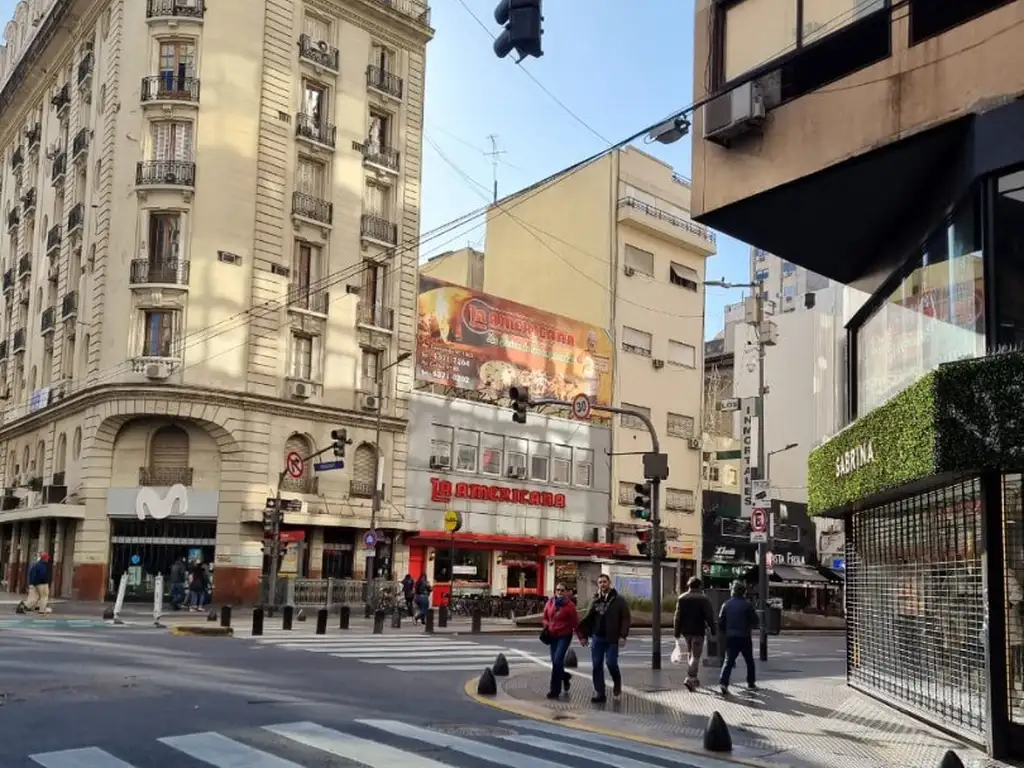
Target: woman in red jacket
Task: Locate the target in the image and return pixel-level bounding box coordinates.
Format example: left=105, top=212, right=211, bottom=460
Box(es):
left=542, top=583, right=579, bottom=699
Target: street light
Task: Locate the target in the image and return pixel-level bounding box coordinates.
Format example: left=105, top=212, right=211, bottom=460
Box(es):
left=366, top=350, right=413, bottom=589
left=766, top=442, right=798, bottom=481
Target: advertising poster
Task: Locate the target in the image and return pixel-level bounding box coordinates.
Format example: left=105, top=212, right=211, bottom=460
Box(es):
left=415, top=275, right=614, bottom=405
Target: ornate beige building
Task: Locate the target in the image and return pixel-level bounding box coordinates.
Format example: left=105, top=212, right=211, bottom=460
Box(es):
left=0, top=0, right=431, bottom=603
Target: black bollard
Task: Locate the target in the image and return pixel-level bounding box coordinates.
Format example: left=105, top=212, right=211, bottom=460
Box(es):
left=364, top=604, right=372, bottom=619
left=391, top=610, right=402, bottom=629
left=373, top=609, right=385, bottom=634
left=477, top=667, right=498, bottom=695
left=282, top=605, right=294, bottom=631
left=703, top=711, right=733, bottom=752
left=339, top=605, right=350, bottom=630
left=471, top=609, right=482, bottom=634
left=438, top=604, right=448, bottom=628
left=219, top=605, right=232, bottom=628
left=251, top=607, right=264, bottom=636
left=316, top=608, right=328, bottom=635
left=492, top=653, right=510, bottom=676
left=425, top=608, right=434, bottom=634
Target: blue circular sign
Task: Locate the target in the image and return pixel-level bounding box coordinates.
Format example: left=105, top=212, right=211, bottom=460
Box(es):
left=363, top=531, right=377, bottom=548
left=130, top=554, right=140, bottom=565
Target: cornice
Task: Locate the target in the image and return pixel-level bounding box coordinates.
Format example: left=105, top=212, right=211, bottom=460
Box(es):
left=311, top=0, right=432, bottom=50
left=0, top=383, right=409, bottom=442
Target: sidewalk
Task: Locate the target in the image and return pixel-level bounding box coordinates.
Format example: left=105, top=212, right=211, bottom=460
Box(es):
left=466, top=651, right=1013, bottom=768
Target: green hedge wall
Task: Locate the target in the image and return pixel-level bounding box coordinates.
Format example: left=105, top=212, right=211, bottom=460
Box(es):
left=807, top=374, right=937, bottom=514
left=934, top=351, right=1024, bottom=471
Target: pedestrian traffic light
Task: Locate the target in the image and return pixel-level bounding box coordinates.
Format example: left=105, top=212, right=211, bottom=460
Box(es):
left=653, top=529, right=667, bottom=559
left=637, top=529, right=652, bottom=558
left=493, top=0, right=543, bottom=62
left=631, top=482, right=652, bottom=521
left=509, top=385, right=529, bottom=424
left=330, top=428, right=349, bottom=458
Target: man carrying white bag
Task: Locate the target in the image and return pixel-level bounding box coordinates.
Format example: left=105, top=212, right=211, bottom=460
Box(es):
left=671, top=576, right=718, bottom=691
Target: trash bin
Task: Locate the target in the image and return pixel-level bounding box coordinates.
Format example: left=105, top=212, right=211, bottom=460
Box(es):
left=766, top=606, right=782, bottom=636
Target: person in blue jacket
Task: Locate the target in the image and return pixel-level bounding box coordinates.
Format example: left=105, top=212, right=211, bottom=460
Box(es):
left=16, top=552, right=52, bottom=615
left=718, top=580, right=758, bottom=695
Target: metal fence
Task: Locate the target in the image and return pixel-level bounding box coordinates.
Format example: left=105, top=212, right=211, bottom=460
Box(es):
left=258, top=577, right=403, bottom=612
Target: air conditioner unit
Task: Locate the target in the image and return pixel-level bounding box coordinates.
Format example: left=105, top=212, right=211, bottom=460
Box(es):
left=360, top=393, right=379, bottom=411
left=507, top=466, right=526, bottom=480
left=703, top=80, right=766, bottom=148
left=46, top=141, right=60, bottom=159
left=429, top=456, right=450, bottom=470
left=688, top=437, right=702, bottom=450
left=652, top=358, right=665, bottom=370
left=317, top=40, right=329, bottom=53
left=624, top=265, right=635, bottom=277
left=144, top=361, right=171, bottom=380
left=289, top=380, right=312, bottom=399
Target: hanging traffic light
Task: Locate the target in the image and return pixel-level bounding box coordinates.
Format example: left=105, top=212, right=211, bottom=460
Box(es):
left=631, top=482, right=652, bottom=521
left=637, top=529, right=652, bottom=558
left=330, top=428, right=349, bottom=458
left=493, top=0, right=543, bottom=62
left=653, top=529, right=667, bottom=560
left=509, top=386, right=530, bottom=424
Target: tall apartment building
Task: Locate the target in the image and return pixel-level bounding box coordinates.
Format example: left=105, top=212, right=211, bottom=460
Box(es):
left=0, top=0, right=431, bottom=604
left=691, top=0, right=1024, bottom=756
left=425, top=147, right=716, bottom=578
left=749, top=247, right=833, bottom=314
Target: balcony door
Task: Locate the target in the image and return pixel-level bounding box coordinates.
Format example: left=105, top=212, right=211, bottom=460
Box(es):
left=363, top=260, right=389, bottom=323
left=367, top=110, right=391, bottom=153
left=302, top=82, right=327, bottom=136
left=149, top=213, right=181, bottom=279
left=293, top=242, right=321, bottom=306
left=159, top=40, right=195, bottom=93
left=370, top=43, right=393, bottom=73
left=151, top=121, right=193, bottom=163
left=295, top=157, right=324, bottom=199
left=364, top=182, right=390, bottom=220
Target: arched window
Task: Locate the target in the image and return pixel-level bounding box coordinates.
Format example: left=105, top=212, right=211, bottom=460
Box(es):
left=147, top=424, right=190, bottom=486
left=54, top=433, right=67, bottom=477
left=350, top=443, right=376, bottom=498
left=34, top=440, right=44, bottom=476
left=21, top=445, right=29, bottom=478
left=281, top=433, right=313, bottom=493
left=7, top=451, right=16, bottom=485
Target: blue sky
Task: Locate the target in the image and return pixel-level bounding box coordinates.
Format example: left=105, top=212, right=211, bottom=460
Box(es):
left=419, top=0, right=752, bottom=338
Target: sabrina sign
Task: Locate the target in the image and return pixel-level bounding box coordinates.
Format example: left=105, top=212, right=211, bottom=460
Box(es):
left=429, top=477, right=566, bottom=508
left=835, top=441, right=875, bottom=479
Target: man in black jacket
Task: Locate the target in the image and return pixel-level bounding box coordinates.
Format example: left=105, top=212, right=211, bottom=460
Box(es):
left=673, top=576, right=717, bottom=690
left=577, top=573, right=631, bottom=703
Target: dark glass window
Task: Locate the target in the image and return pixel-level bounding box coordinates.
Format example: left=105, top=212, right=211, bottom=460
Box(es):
left=994, top=172, right=1024, bottom=347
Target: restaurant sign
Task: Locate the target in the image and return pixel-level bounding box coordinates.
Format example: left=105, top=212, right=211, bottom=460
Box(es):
left=429, top=477, right=566, bottom=508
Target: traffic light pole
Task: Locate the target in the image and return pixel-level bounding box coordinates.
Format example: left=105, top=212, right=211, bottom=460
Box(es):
left=526, top=395, right=668, bottom=670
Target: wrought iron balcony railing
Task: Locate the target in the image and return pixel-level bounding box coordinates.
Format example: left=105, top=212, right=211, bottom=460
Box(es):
left=298, top=34, right=340, bottom=71
left=7, top=208, right=19, bottom=230
left=77, top=52, right=93, bottom=85
left=21, top=187, right=36, bottom=211
left=25, top=123, right=40, bottom=149
left=12, top=328, right=25, bottom=353
left=130, top=259, right=191, bottom=286
left=350, top=480, right=375, bottom=498
left=61, top=291, right=78, bottom=319
left=72, top=128, right=89, bottom=159
left=366, top=65, right=403, bottom=99
left=146, top=0, right=205, bottom=18
left=136, top=160, right=196, bottom=187
left=361, top=142, right=400, bottom=171
left=51, top=152, right=66, bottom=183
left=11, top=146, right=23, bottom=169
left=616, top=196, right=716, bottom=243
left=360, top=212, right=397, bottom=245
left=2, top=270, right=13, bottom=292
left=357, top=301, right=395, bottom=330
left=18, top=254, right=31, bottom=277
left=281, top=475, right=318, bottom=494
left=46, top=225, right=61, bottom=253
left=291, top=191, right=333, bottom=224
left=140, top=75, right=201, bottom=103
left=51, top=83, right=71, bottom=112
left=288, top=284, right=329, bottom=314
left=67, top=203, right=83, bottom=232
left=41, top=307, right=55, bottom=334
left=295, top=113, right=336, bottom=147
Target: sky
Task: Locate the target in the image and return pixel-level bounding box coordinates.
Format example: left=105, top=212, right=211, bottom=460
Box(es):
left=418, top=0, right=752, bottom=338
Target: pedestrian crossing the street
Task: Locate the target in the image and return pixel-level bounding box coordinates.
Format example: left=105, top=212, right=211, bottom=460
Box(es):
left=26, top=717, right=739, bottom=768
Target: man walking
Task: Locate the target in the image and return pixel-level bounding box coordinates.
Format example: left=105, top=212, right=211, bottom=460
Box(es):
left=169, top=556, right=187, bottom=611
left=718, top=580, right=758, bottom=695
left=674, top=576, right=717, bottom=690
left=577, top=573, right=631, bottom=703
left=17, top=553, right=52, bottom=615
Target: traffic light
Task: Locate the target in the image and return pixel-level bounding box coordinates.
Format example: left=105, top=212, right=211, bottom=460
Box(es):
left=631, top=482, right=652, bottom=521
left=637, top=529, right=652, bottom=558
left=653, top=529, right=667, bottom=559
left=330, top=428, right=349, bottom=458
left=509, top=385, right=529, bottom=424
left=493, top=0, right=543, bottom=62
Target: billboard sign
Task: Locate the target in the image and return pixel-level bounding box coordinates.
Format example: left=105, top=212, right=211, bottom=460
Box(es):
left=415, top=275, right=614, bottom=405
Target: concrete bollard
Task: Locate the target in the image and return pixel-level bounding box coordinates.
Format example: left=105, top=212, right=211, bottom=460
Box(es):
left=471, top=609, right=482, bottom=634
left=425, top=608, right=434, bottom=634
left=438, top=604, right=448, bottom=628
left=937, top=750, right=965, bottom=768
left=373, top=609, right=386, bottom=634
left=339, top=605, right=351, bottom=630
left=219, top=605, right=232, bottom=628
left=251, top=607, right=264, bottom=636
left=282, top=605, right=294, bottom=631
left=316, top=608, right=328, bottom=635
left=703, top=711, right=732, bottom=752
left=391, top=610, right=402, bottom=629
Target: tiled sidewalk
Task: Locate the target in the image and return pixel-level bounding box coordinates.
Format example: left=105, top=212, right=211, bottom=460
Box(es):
left=469, top=651, right=1015, bottom=768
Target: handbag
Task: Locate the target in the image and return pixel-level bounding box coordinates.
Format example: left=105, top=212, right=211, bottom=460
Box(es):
left=539, top=627, right=552, bottom=645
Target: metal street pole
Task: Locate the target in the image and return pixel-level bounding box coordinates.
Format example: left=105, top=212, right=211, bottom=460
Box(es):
left=755, top=289, right=770, bottom=663
left=267, top=468, right=287, bottom=608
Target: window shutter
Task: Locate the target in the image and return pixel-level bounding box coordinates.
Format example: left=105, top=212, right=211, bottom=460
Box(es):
left=152, top=123, right=170, bottom=161
left=352, top=444, right=376, bottom=484
left=150, top=426, right=189, bottom=468
left=304, top=15, right=329, bottom=42
left=173, top=123, right=192, bottom=162
left=284, top=434, right=311, bottom=476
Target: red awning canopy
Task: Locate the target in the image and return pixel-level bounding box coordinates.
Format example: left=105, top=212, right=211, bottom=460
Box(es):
left=405, top=531, right=626, bottom=557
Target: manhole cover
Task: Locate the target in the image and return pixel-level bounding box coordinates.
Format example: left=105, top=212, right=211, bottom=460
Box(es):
left=428, top=724, right=518, bottom=738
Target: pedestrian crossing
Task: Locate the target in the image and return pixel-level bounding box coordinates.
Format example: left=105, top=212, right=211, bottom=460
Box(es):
left=26, top=717, right=741, bottom=767
left=0, top=618, right=114, bottom=629
left=240, top=629, right=568, bottom=673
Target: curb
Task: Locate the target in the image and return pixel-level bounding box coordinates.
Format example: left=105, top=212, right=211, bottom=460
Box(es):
left=462, top=677, right=788, bottom=768
left=169, top=625, right=233, bottom=637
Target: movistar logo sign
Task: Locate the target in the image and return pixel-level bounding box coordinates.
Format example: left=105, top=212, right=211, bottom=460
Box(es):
left=135, top=484, right=189, bottom=520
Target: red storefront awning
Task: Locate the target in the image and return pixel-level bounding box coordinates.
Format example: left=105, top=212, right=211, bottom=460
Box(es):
left=405, top=531, right=626, bottom=557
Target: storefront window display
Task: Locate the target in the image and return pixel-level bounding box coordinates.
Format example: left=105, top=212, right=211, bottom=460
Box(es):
left=856, top=199, right=985, bottom=416
left=846, top=479, right=986, bottom=738
left=433, top=547, right=490, bottom=592
left=108, top=518, right=216, bottom=600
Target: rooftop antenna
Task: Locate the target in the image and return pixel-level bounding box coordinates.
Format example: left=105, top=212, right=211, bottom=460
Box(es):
left=485, top=134, right=506, bottom=203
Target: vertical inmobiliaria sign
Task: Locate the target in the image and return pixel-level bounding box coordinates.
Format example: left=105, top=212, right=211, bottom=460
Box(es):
left=740, top=398, right=759, bottom=518
left=415, top=275, right=614, bottom=405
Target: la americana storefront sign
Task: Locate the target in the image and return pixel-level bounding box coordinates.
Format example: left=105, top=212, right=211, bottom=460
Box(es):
left=429, top=477, right=567, bottom=508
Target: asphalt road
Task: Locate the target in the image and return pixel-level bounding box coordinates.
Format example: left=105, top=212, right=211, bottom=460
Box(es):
left=0, top=624, right=760, bottom=767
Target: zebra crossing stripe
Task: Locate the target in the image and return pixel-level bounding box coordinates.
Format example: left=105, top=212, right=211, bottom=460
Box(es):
left=265, top=722, right=451, bottom=766
left=30, top=746, right=136, bottom=768
left=158, top=732, right=303, bottom=767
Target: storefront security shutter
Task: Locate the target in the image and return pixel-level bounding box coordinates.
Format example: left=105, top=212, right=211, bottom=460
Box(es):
left=846, top=478, right=986, bottom=739
left=151, top=426, right=189, bottom=468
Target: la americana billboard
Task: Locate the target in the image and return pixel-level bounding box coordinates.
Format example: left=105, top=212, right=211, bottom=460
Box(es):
left=415, top=275, right=614, bottom=405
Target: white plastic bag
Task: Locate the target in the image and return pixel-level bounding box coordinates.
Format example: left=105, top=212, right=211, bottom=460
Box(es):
left=670, top=638, right=683, bottom=664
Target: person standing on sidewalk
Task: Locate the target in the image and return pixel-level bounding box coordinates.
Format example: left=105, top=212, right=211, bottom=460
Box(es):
left=187, top=558, right=209, bottom=612
left=17, top=553, right=52, bottom=615
left=169, top=556, right=187, bottom=611
left=673, top=576, right=717, bottom=691
left=577, top=573, right=631, bottom=703
left=541, top=582, right=579, bottom=699
left=718, top=580, right=758, bottom=695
